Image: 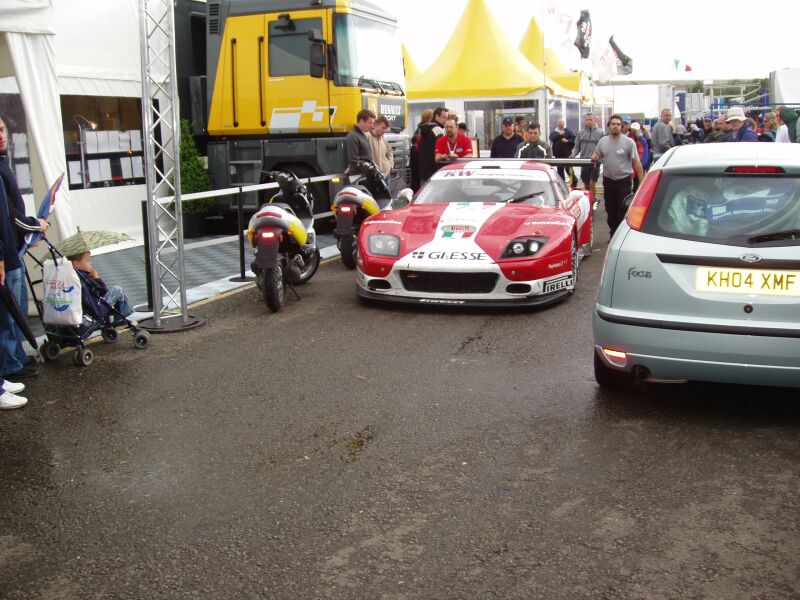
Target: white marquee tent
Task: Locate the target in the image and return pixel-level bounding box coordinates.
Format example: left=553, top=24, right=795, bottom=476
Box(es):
left=1, top=0, right=147, bottom=243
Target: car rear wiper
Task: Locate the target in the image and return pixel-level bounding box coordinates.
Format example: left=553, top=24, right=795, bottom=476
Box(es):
left=507, top=191, right=545, bottom=204
left=748, top=229, right=800, bottom=243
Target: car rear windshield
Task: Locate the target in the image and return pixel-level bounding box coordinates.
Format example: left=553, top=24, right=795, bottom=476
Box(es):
left=415, top=174, right=557, bottom=206
left=644, top=174, right=800, bottom=245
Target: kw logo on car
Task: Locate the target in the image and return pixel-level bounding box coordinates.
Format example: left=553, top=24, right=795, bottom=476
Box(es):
left=440, top=225, right=476, bottom=239
left=627, top=268, right=652, bottom=280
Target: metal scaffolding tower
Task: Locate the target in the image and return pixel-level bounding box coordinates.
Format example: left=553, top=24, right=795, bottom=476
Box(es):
left=138, top=0, right=203, bottom=332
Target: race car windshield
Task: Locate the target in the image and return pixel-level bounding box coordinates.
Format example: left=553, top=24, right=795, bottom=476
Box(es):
left=415, top=175, right=557, bottom=206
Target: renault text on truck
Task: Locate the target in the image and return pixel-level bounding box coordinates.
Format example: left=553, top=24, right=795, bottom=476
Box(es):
left=203, top=0, right=409, bottom=216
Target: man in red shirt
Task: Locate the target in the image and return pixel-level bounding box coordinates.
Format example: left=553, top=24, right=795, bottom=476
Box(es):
left=435, top=117, right=473, bottom=162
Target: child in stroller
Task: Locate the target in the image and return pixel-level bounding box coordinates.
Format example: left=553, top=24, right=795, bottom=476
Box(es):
left=67, top=250, right=135, bottom=325
left=32, top=242, right=150, bottom=366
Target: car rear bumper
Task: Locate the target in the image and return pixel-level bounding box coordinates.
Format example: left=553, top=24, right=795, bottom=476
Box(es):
left=593, top=306, right=800, bottom=388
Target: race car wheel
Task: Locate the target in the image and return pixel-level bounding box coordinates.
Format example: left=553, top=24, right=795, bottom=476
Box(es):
left=264, top=264, right=285, bottom=312
left=340, top=233, right=357, bottom=270
left=594, top=352, right=633, bottom=389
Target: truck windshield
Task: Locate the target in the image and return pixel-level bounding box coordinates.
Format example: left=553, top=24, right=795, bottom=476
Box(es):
left=333, top=14, right=405, bottom=91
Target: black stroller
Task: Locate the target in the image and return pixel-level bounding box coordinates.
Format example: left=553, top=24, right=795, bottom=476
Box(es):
left=26, top=236, right=150, bottom=366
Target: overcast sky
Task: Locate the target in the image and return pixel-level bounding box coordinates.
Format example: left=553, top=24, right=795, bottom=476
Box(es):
left=379, top=0, right=799, bottom=82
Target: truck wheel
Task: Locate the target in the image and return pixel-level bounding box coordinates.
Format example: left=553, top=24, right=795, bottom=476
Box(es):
left=264, top=264, right=285, bottom=312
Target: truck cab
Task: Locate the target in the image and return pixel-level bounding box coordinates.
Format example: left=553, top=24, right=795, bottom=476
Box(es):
left=202, top=0, right=409, bottom=216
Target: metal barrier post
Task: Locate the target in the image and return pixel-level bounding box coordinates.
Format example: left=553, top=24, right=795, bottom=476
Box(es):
left=229, top=189, right=254, bottom=282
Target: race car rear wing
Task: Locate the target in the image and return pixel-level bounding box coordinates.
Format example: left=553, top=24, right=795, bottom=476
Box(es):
left=458, top=158, right=598, bottom=169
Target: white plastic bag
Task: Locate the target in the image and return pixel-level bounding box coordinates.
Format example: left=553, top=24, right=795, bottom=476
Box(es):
left=42, top=257, right=83, bottom=326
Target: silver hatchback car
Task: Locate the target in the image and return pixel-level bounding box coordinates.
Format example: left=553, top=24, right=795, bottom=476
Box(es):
left=593, top=143, right=800, bottom=388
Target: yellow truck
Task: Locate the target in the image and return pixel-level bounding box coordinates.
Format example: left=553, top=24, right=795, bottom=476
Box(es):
left=202, top=0, right=409, bottom=215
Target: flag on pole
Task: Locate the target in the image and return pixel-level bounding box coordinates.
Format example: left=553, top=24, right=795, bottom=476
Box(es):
left=674, top=59, right=692, bottom=72
left=18, top=173, right=63, bottom=259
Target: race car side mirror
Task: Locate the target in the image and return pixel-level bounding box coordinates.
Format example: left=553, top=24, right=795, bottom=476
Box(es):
left=393, top=188, right=413, bottom=208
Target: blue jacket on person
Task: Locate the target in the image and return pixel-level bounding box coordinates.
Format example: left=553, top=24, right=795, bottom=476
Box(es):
left=640, top=135, right=650, bottom=168
left=733, top=123, right=758, bottom=143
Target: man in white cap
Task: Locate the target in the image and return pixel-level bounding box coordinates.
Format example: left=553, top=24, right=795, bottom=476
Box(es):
left=726, top=107, right=758, bottom=142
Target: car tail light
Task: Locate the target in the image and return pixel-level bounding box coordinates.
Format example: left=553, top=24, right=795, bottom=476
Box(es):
left=626, top=169, right=662, bottom=231
left=602, top=347, right=628, bottom=367
left=725, top=166, right=785, bottom=174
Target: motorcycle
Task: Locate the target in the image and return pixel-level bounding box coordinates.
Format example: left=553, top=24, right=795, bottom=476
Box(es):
left=332, top=159, right=394, bottom=269
left=248, top=169, right=321, bottom=312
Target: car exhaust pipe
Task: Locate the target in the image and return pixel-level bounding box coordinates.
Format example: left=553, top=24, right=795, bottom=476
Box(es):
left=633, top=365, right=651, bottom=381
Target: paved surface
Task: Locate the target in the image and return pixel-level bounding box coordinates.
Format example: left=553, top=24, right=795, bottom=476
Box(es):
left=3, top=208, right=800, bottom=599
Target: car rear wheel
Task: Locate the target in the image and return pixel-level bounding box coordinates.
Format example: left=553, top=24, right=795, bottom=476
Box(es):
left=593, top=352, right=633, bottom=389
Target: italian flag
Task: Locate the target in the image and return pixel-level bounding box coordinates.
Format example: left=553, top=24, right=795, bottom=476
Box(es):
left=442, top=229, right=474, bottom=239
left=674, top=59, right=692, bottom=72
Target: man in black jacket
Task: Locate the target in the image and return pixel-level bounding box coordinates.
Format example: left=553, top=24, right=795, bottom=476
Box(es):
left=418, top=106, right=448, bottom=185
left=345, top=109, right=376, bottom=177
left=549, top=118, right=576, bottom=184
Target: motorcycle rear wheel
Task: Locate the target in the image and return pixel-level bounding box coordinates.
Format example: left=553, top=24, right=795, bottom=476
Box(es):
left=340, top=233, right=357, bottom=270
left=294, top=248, right=320, bottom=285
left=263, top=264, right=285, bottom=312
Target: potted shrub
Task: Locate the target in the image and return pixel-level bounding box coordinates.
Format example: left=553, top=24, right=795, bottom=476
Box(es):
left=178, top=119, right=213, bottom=238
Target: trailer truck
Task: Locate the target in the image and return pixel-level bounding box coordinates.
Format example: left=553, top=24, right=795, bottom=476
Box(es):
left=198, top=0, right=410, bottom=216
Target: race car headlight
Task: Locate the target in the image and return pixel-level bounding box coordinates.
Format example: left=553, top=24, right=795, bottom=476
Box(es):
left=501, top=237, right=549, bottom=259
left=368, top=234, right=400, bottom=257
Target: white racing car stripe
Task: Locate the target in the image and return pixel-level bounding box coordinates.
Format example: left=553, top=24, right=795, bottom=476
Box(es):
left=397, top=202, right=505, bottom=269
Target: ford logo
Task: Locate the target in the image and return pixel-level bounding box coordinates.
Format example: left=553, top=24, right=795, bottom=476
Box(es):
left=740, top=254, right=763, bottom=263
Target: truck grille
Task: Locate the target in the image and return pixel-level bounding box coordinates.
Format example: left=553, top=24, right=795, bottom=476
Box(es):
left=400, top=271, right=498, bottom=294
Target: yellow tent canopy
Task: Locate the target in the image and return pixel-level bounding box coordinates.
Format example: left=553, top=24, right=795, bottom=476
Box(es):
left=407, top=0, right=566, bottom=99
left=402, top=43, right=420, bottom=86
left=518, top=17, right=583, bottom=95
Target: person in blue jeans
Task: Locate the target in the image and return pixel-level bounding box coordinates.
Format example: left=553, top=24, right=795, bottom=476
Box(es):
left=68, top=250, right=134, bottom=323
left=1, top=116, right=48, bottom=381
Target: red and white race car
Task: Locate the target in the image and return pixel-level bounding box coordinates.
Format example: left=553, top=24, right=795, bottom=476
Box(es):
left=356, top=159, right=594, bottom=306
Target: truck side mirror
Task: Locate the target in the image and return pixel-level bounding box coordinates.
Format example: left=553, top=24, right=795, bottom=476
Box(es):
left=309, top=41, right=326, bottom=79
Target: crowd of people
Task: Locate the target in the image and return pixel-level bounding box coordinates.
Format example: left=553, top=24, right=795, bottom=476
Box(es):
left=403, top=103, right=800, bottom=234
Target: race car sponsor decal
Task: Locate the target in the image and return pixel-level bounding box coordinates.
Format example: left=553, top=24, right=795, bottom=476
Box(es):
left=441, top=224, right=476, bottom=239
left=523, top=220, right=572, bottom=227
left=363, top=219, right=403, bottom=226
left=543, top=274, right=573, bottom=293
left=411, top=251, right=488, bottom=261
left=548, top=260, right=567, bottom=270
left=418, top=298, right=466, bottom=304
left=436, top=169, right=550, bottom=181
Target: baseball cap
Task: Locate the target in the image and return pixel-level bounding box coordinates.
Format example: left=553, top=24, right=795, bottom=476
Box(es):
left=622, top=115, right=632, bottom=124
left=502, top=117, right=514, bottom=125
left=630, top=122, right=641, bottom=131
left=725, top=107, right=746, bottom=122
left=703, top=115, right=713, bottom=121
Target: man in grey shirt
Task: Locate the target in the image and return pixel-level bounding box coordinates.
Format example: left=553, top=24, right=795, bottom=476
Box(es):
left=571, top=112, right=604, bottom=198
left=650, top=108, right=674, bottom=162
left=591, top=114, right=645, bottom=238
left=345, top=109, right=376, bottom=176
